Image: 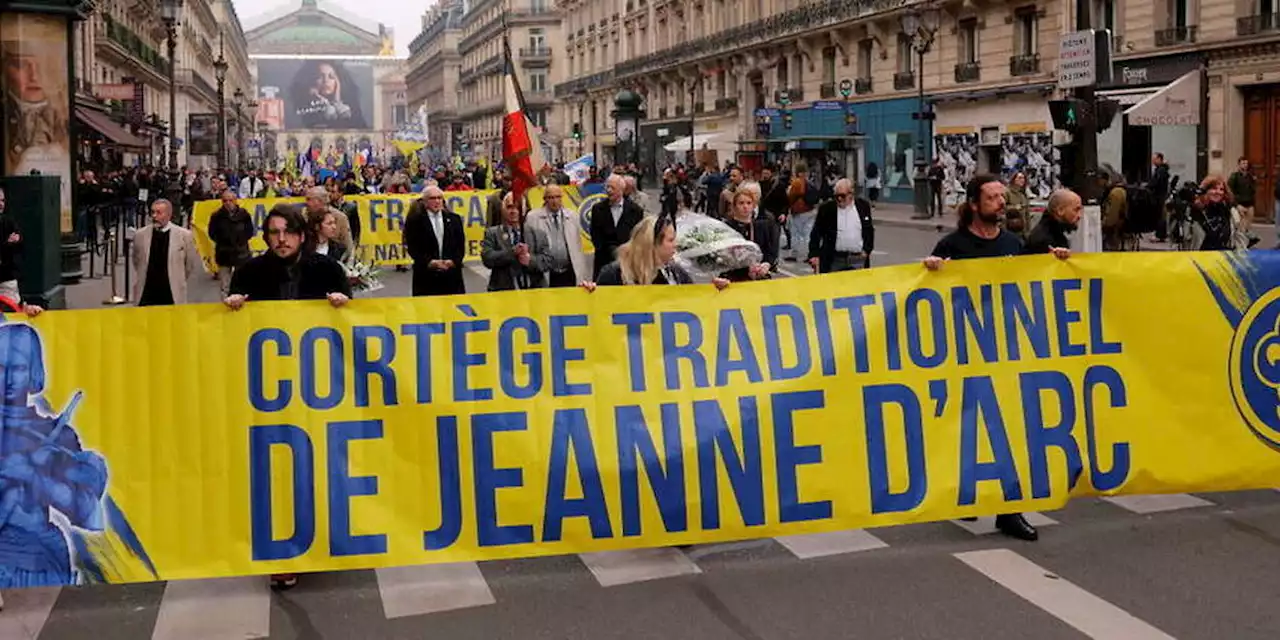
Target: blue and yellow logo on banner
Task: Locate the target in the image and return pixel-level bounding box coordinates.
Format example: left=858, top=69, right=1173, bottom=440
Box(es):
left=6, top=251, right=1280, bottom=587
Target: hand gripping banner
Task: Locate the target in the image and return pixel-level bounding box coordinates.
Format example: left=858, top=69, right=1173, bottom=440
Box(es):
left=5, top=251, right=1280, bottom=586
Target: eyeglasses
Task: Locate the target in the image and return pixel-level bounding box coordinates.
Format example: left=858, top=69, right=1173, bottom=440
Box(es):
left=835, top=193, right=853, bottom=199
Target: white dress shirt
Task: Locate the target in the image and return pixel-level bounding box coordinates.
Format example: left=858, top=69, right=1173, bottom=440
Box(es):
left=834, top=203, right=864, bottom=253
left=610, top=201, right=623, bottom=224
left=428, top=210, right=444, bottom=253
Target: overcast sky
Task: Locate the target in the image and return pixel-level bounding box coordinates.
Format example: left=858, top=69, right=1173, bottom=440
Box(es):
left=231, top=0, right=427, bottom=57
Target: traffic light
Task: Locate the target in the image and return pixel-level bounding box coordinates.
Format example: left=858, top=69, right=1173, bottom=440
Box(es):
left=782, top=110, right=793, bottom=130
left=1048, top=99, right=1084, bottom=132
left=1095, top=98, right=1121, bottom=132
left=572, top=122, right=582, bottom=140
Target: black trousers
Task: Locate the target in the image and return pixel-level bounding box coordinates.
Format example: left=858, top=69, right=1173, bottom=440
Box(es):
left=548, top=269, right=577, bottom=288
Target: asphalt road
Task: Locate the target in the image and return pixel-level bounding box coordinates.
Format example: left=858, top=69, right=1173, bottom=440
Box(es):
left=24, top=224, right=1276, bottom=640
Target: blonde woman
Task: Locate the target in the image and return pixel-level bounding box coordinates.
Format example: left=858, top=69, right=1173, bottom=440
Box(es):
left=582, top=213, right=730, bottom=290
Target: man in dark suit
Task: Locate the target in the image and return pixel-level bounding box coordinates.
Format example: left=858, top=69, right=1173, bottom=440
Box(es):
left=590, top=174, right=643, bottom=278
left=403, top=185, right=466, bottom=296
left=808, top=178, right=875, bottom=273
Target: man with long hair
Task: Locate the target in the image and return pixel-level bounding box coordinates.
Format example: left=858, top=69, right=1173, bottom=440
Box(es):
left=923, top=174, right=1068, bottom=542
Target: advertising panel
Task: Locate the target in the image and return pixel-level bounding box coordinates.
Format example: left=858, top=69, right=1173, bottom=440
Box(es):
left=255, top=58, right=374, bottom=131
left=187, top=113, right=219, bottom=157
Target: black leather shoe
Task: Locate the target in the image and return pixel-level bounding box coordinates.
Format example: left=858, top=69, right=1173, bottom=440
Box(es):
left=995, top=513, right=1038, bottom=541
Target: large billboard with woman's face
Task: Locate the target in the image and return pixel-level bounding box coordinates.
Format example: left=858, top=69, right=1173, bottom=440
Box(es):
left=255, top=58, right=373, bottom=131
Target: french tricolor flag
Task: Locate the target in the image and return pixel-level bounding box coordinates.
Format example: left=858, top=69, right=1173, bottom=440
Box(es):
left=501, top=38, right=547, bottom=208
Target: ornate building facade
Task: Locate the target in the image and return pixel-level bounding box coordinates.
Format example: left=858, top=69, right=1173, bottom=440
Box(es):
left=407, top=0, right=566, bottom=163
left=245, top=0, right=407, bottom=168
left=406, top=0, right=464, bottom=161
left=74, top=0, right=252, bottom=169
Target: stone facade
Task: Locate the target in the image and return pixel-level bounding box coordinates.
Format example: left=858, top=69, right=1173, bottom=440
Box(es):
left=76, top=0, right=253, bottom=168
left=406, top=0, right=464, bottom=160
left=407, top=0, right=565, bottom=163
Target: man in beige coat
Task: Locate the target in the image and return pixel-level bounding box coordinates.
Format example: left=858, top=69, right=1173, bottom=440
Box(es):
left=131, top=199, right=201, bottom=306
left=525, top=184, right=591, bottom=287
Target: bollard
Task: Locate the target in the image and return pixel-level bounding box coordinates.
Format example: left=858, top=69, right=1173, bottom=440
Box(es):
left=102, top=211, right=125, bottom=306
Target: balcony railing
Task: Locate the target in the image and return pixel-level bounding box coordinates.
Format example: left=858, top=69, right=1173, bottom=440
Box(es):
left=819, top=82, right=836, bottom=99
left=1154, top=25, right=1197, bottom=46
left=1009, top=53, right=1040, bottom=76
left=616, top=0, right=921, bottom=80
left=519, top=46, right=552, bottom=58
left=713, top=97, right=738, bottom=110
left=100, top=14, right=170, bottom=77
left=954, top=62, right=980, bottom=83
left=554, top=69, right=615, bottom=98
left=773, top=87, right=804, bottom=104
left=855, top=77, right=872, bottom=94
left=893, top=71, right=915, bottom=91
left=1238, top=13, right=1280, bottom=36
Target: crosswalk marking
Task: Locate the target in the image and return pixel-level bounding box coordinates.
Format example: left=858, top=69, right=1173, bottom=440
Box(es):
left=950, top=512, right=1060, bottom=536
left=0, top=587, right=61, bottom=640
left=375, top=563, right=495, bottom=619
left=578, top=548, right=701, bottom=587
left=955, top=549, right=1177, bottom=640
left=151, top=576, right=270, bottom=640
left=1104, top=494, right=1213, bottom=514
left=774, top=530, right=889, bottom=559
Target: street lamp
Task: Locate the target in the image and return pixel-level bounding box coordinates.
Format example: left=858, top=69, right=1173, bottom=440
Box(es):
left=213, top=35, right=228, bottom=170
left=232, top=88, right=244, bottom=168
left=612, top=88, right=645, bottom=177
left=160, top=0, right=184, bottom=172
left=901, top=2, right=940, bottom=219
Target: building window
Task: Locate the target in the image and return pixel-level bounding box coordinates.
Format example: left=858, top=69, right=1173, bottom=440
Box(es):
left=528, top=110, right=546, bottom=129
left=531, top=0, right=547, bottom=12
left=1166, top=0, right=1187, bottom=26
left=958, top=18, right=978, bottom=64
left=1013, top=7, right=1038, bottom=56
left=529, top=28, right=545, bottom=49
left=821, top=47, right=837, bottom=86
left=857, top=39, right=873, bottom=78
left=897, top=34, right=914, bottom=73
left=393, top=104, right=407, bottom=125
left=1092, top=0, right=1116, bottom=31
left=529, top=70, right=547, bottom=92
left=775, top=59, right=788, bottom=89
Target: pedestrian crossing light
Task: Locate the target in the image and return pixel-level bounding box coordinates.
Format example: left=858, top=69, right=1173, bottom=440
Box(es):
left=1048, top=99, right=1084, bottom=132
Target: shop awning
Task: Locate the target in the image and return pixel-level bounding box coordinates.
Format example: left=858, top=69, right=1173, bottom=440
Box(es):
left=75, top=108, right=149, bottom=149
left=663, top=133, right=721, bottom=152
left=1097, top=87, right=1156, bottom=106
left=1125, top=70, right=1201, bottom=126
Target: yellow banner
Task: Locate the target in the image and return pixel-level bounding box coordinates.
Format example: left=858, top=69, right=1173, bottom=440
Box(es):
left=8, top=252, right=1280, bottom=587
left=190, top=186, right=604, bottom=272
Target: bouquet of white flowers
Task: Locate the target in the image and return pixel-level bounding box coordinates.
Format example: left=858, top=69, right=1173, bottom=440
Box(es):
left=342, top=259, right=385, bottom=293
left=672, top=212, right=763, bottom=281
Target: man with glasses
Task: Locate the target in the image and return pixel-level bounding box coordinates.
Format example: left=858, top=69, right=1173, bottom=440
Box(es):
left=808, top=178, right=875, bottom=273
left=403, top=185, right=466, bottom=296
left=526, top=184, right=591, bottom=287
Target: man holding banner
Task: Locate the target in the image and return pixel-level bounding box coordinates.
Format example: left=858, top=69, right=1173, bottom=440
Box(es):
left=924, top=174, right=1071, bottom=541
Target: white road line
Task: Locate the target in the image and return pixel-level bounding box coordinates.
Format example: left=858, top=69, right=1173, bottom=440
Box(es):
left=151, top=577, right=270, bottom=640
left=950, top=512, right=1059, bottom=536
left=578, top=548, right=701, bottom=587
left=375, top=563, right=496, bottom=619
left=955, top=549, right=1177, bottom=640
left=774, top=530, right=889, bottom=559
left=0, top=587, right=61, bottom=640
left=1103, top=494, right=1213, bottom=514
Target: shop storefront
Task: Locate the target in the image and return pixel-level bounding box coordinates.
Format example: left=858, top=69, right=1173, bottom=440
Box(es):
left=638, top=120, right=690, bottom=180
left=931, top=86, right=1057, bottom=202
left=753, top=96, right=919, bottom=204
left=1097, top=52, right=1205, bottom=185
